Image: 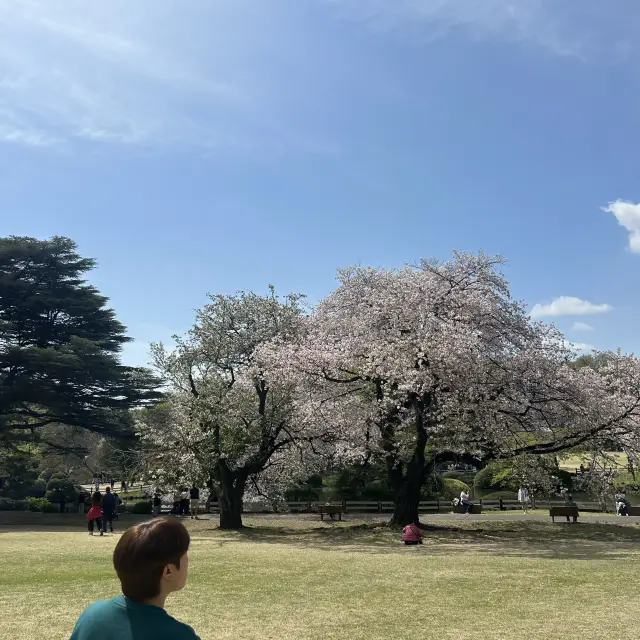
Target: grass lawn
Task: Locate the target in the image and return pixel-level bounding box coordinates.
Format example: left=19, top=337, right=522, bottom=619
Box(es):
left=558, top=451, right=628, bottom=471
left=2, top=515, right=640, bottom=640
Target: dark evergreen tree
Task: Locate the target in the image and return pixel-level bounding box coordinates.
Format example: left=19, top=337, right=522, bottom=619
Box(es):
left=0, top=236, right=161, bottom=446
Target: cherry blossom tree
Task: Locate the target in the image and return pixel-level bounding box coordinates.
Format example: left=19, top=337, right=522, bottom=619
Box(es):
left=265, top=253, right=640, bottom=526
left=143, top=288, right=321, bottom=529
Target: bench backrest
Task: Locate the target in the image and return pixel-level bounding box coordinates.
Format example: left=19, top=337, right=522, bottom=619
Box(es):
left=549, top=506, right=579, bottom=515
left=318, top=505, right=342, bottom=513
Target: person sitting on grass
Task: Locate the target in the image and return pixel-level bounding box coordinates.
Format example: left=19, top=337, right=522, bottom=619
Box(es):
left=69, top=518, right=199, bottom=639
left=402, top=522, right=423, bottom=545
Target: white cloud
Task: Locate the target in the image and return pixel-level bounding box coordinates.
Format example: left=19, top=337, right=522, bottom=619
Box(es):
left=0, top=1, right=335, bottom=154
left=0, top=126, right=59, bottom=147
left=571, top=322, right=594, bottom=332
left=530, top=296, right=612, bottom=318
left=602, top=200, right=640, bottom=253
left=326, top=0, right=640, bottom=60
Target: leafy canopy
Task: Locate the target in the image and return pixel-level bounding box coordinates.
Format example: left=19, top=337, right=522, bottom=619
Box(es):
left=0, top=236, right=161, bottom=446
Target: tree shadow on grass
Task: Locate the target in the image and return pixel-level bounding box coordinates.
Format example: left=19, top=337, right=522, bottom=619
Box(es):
left=193, top=519, right=640, bottom=561
left=0, top=512, right=150, bottom=534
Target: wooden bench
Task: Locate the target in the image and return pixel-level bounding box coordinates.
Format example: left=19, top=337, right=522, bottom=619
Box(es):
left=625, top=506, right=640, bottom=516
left=452, top=504, right=483, bottom=514
left=318, top=505, right=343, bottom=521
left=549, top=506, right=579, bottom=523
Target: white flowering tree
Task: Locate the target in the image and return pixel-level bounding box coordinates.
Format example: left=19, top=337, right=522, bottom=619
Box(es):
left=265, top=253, right=640, bottom=526
left=141, top=288, right=323, bottom=529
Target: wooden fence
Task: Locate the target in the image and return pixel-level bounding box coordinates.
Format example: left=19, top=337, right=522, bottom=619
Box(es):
left=201, top=498, right=613, bottom=515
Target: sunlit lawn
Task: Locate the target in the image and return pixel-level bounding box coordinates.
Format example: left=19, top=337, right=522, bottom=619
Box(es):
left=2, top=514, right=640, bottom=640
left=558, top=451, right=628, bottom=471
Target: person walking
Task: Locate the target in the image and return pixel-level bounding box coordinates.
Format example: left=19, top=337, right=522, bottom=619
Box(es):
left=179, top=488, right=189, bottom=517
left=87, top=491, right=103, bottom=536
left=102, top=486, right=117, bottom=534
left=189, top=486, right=200, bottom=520
left=153, top=492, right=162, bottom=518
left=69, top=518, right=200, bottom=639
left=518, top=486, right=530, bottom=514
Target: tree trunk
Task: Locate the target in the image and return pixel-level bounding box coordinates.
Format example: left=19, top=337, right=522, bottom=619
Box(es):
left=389, top=479, right=421, bottom=526
left=218, top=464, right=247, bottom=530
left=386, top=395, right=429, bottom=527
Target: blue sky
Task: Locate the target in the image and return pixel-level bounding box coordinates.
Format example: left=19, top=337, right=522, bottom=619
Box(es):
left=2, top=0, right=640, bottom=365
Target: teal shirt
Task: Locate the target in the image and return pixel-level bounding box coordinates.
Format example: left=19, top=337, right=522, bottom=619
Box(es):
left=69, top=595, right=200, bottom=640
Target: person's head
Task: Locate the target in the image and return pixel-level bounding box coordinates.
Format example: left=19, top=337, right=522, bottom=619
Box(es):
left=105, top=486, right=111, bottom=493
left=113, top=518, right=190, bottom=603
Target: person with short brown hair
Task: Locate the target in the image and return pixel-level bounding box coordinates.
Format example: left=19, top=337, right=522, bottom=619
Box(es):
left=69, top=518, right=199, bottom=639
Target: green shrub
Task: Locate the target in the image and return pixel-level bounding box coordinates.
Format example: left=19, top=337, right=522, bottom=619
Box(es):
left=480, top=491, right=518, bottom=501
left=441, top=471, right=469, bottom=482
left=42, top=502, right=59, bottom=513
left=284, top=487, right=320, bottom=502
left=45, top=473, right=78, bottom=506
left=307, top=474, right=324, bottom=488
left=0, top=497, right=26, bottom=511
left=26, top=478, right=47, bottom=498
left=131, top=501, right=152, bottom=515
left=439, top=478, right=471, bottom=501
left=612, top=472, right=640, bottom=492
left=554, top=469, right=573, bottom=491
left=473, top=462, right=517, bottom=494
left=25, top=497, right=53, bottom=512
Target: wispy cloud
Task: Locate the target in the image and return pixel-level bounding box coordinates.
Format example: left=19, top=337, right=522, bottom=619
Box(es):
left=326, top=0, right=640, bottom=60
left=603, top=200, right=640, bottom=253
left=571, top=322, right=594, bottom=332
left=0, top=1, right=335, bottom=154
left=0, top=126, right=59, bottom=147
left=531, top=296, right=612, bottom=318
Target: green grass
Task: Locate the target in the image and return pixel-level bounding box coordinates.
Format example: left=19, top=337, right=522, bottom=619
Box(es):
left=2, top=515, right=640, bottom=640
left=558, top=451, right=628, bottom=471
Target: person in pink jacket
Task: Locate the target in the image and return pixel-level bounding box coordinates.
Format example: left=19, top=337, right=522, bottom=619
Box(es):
left=402, top=522, right=423, bottom=545
left=87, top=490, right=103, bottom=536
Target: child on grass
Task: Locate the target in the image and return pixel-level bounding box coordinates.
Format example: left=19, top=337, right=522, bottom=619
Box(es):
left=402, top=522, right=423, bottom=545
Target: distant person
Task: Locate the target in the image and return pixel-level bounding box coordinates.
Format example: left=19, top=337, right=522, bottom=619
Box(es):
left=180, top=488, right=189, bottom=517
left=189, top=486, right=200, bottom=520
left=518, top=486, right=530, bottom=514
left=402, top=522, right=423, bottom=546
left=460, top=489, right=472, bottom=514
left=153, top=493, right=162, bottom=518
left=615, top=491, right=630, bottom=516
left=69, top=518, right=200, bottom=639
left=78, top=490, right=88, bottom=515
left=113, top=491, right=123, bottom=520
left=87, top=491, right=103, bottom=536
left=121, top=480, right=127, bottom=493
left=102, top=486, right=117, bottom=534
left=172, top=491, right=181, bottom=516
